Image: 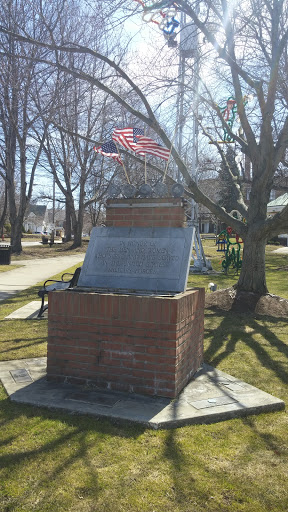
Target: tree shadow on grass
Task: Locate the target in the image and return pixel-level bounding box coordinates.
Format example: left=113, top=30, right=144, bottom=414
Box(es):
left=0, top=399, right=145, bottom=512
left=241, top=415, right=286, bottom=456
left=162, top=427, right=254, bottom=510
left=0, top=337, right=47, bottom=356
left=204, top=308, right=288, bottom=385
left=161, top=409, right=287, bottom=511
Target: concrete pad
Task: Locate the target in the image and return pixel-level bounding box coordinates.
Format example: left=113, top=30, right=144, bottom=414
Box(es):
left=5, top=301, right=48, bottom=320
left=0, top=358, right=284, bottom=429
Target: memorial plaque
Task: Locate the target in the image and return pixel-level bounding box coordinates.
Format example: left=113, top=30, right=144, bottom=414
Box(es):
left=189, top=396, right=238, bottom=410
left=10, top=369, right=33, bottom=383
left=77, top=227, right=194, bottom=293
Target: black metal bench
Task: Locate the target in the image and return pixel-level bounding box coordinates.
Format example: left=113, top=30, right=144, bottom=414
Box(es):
left=37, top=267, right=82, bottom=318
left=41, top=237, right=54, bottom=247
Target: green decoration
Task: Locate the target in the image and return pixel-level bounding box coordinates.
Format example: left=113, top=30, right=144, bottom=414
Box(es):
left=219, top=97, right=237, bottom=142
left=217, top=227, right=243, bottom=275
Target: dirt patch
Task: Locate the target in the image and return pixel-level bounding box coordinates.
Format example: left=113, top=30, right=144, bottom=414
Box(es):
left=205, top=287, right=288, bottom=317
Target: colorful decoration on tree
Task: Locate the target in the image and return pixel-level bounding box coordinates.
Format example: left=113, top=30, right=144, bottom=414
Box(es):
left=217, top=95, right=251, bottom=143
left=133, top=0, right=180, bottom=46
left=219, top=97, right=237, bottom=142
left=217, top=226, right=243, bottom=275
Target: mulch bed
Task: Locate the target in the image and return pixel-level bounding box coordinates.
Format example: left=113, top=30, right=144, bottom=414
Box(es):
left=205, top=287, right=288, bottom=317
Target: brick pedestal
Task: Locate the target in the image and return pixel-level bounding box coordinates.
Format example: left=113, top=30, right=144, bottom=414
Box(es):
left=47, top=287, right=204, bottom=398
left=47, top=197, right=204, bottom=398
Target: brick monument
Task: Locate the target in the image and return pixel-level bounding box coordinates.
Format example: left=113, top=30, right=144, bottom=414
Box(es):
left=47, top=198, right=204, bottom=398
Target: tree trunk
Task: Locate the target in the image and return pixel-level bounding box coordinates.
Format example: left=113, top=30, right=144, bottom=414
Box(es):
left=8, top=180, right=23, bottom=253
left=0, top=184, right=8, bottom=236
left=10, top=216, right=23, bottom=253
left=237, top=230, right=268, bottom=295
left=71, top=180, right=85, bottom=249
left=65, top=199, right=72, bottom=242
left=72, top=223, right=83, bottom=248
left=71, top=211, right=83, bottom=249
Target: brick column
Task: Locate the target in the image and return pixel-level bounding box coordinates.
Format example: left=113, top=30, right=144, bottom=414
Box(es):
left=105, top=198, right=186, bottom=228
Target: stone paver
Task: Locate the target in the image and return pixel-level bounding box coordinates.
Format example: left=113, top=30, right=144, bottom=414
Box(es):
left=0, top=358, right=284, bottom=429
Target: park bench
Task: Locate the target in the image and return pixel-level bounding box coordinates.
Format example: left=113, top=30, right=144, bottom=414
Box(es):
left=41, top=235, right=54, bottom=247
left=200, top=234, right=217, bottom=241
left=37, top=267, right=82, bottom=318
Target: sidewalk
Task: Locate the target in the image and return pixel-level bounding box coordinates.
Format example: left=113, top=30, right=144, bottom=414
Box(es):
left=0, top=254, right=85, bottom=302
left=273, top=246, right=288, bottom=254
left=0, top=241, right=63, bottom=247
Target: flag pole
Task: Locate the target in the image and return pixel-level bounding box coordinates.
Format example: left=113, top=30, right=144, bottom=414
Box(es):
left=162, top=125, right=178, bottom=183
left=144, top=127, right=147, bottom=184
left=114, top=141, right=130, bottom=184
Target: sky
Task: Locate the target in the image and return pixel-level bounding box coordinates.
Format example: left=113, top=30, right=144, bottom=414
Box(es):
left=31, top=1, right=238, bottom=203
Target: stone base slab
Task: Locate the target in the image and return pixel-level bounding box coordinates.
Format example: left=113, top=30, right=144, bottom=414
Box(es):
left=0, top=358, right=285, bottom=429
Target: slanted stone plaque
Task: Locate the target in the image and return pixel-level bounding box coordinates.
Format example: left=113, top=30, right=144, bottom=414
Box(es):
left=77, top=227, right=194, bottom=293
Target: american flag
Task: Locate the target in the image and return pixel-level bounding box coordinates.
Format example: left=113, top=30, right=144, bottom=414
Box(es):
left=112, top=127, right=144, bottom=151
left=94, top=141, right=123, bottom=165
left=134, top=135, right=171, bottom=161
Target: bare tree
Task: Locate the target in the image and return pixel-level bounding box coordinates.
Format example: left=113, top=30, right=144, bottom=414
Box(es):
left=0, top=0, right=55, bottom=252
left=1, top=0, right=288, bottom=296
left=0, top=179, right=8, bottom=237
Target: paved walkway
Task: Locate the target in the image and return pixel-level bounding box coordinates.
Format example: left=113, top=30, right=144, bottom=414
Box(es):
left=0, top=241, right=63, bottom=247
left=0, top=254, right=85, bottom=302
left=273, top=246, right=288, bottom=254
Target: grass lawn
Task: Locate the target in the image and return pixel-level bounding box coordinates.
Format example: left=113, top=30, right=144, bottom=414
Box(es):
left=0, top=265, right=20, bottom=273
left=11, top=241, right=88, bottom=261
left=0, top=246, right=288, bottom=511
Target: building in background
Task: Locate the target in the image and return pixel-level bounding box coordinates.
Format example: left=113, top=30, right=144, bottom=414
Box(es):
left=267, top=193, right=288, bottom=245
left=23, top=205, right=48, bottom=233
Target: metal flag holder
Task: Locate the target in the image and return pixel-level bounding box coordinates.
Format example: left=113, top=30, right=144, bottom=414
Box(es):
left=185, top=200, right=212, bottom=273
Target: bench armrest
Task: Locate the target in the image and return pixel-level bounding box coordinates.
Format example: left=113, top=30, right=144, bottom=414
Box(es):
left=43, top=278, right=65, bottom=289
left=61, top=272, right=74, bottom=281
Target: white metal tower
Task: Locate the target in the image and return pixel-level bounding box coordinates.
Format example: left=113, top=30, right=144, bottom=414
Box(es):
left=176, top=7, right=212, bottom=272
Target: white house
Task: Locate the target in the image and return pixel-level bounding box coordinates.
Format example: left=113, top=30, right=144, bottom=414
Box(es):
left=267, top=193, right=288, bottom=244
left=24, top=204, right=48, bottom=233
left=267, top=192, right=288, bottom=215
